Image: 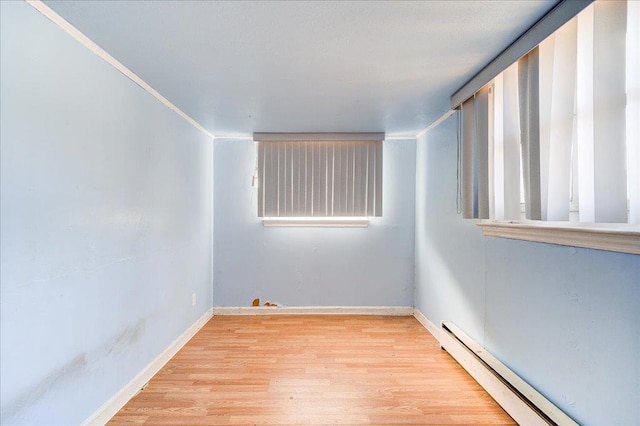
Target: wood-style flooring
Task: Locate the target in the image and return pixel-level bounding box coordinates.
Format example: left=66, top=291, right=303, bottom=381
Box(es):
left=110, top=315, right=516, bottom=425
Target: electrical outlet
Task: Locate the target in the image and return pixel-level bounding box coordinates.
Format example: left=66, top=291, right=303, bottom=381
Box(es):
left=192, top=293, right=197, bottom=307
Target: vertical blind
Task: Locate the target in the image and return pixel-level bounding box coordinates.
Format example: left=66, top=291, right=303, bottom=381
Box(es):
left=517, top=47, right=541, bottom=220
left=459, top=0, right=639, bottom=224
left=255, top=135, right=383, bottom=217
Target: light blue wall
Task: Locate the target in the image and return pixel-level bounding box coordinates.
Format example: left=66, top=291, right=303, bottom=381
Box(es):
left=0, top=3, right=213, bottom=425
left=414, top=116, right=640, bottom=425
left=213, top=138, right=415, bottom=307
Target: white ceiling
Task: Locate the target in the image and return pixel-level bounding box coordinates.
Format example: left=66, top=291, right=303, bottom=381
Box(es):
left=45, top=0, right=558, bottom=137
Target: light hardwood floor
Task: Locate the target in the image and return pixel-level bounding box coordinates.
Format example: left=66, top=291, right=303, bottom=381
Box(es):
left=110, top=315, right=516, bottom=425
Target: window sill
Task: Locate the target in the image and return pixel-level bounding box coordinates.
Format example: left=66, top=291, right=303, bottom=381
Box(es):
left=261, top=217, right=369, bottom=228
left=477, top=220, right=640, bottom=255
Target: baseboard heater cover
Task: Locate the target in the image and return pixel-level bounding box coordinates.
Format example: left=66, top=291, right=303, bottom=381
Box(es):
left=440, top=321, right=579, bottom=426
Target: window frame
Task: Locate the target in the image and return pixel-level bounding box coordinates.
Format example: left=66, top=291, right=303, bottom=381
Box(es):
left=477, top=220, right=640, bottom=255
left=454, top=0, right=640, bottom=255
left=254, top=133, right=384, bottom=227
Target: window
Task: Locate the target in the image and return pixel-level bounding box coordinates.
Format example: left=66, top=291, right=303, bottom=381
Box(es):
left=457, top=0, right=639, bottom=254
left=254, top=133, right=383, bottom=226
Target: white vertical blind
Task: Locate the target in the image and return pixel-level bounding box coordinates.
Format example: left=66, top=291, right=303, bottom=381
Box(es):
left=538, top=34, right=555, bottom=220
left=577, top=6, right=595, bottom=223
left=628, top=0, right=640, bottom=224
left=458, top=0, right=637, bottom=227
left=502, top=63, right=522, bottom=221
left=257, top=139, right=382, bottom=217
left=461, top=89, right=490, bottom=220
left=547, top=19, right=577, bottom=221
left=593, top=1, right=628, bottom=223
left=518, top=47, right=542, bottom=220
left=476, top=86, right=491, bottom=219
left=451, top=0, right=594, bottom=108
left=490, top=79, right=501, bottom=220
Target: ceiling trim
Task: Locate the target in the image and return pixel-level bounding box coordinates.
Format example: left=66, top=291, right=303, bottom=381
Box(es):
left=415, top=109, right=456, bottom=139
left=213, top=135, right=255, bottom=140
left=384, top=135, right=418, bottom=141
left=25, top=0, right=215, bottom=140
left=24, top=0, right=458, bottom=142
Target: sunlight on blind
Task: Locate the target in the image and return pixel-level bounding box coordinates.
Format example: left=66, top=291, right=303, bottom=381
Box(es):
left=257, top=140, right=382, bottom=218
left=627, top=0, right=640, bottom=224
left=460, top=0, right=638, bottom=225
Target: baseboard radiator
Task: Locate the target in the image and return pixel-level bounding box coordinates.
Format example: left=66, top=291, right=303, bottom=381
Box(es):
left=439, top=321, right=579, bottom=426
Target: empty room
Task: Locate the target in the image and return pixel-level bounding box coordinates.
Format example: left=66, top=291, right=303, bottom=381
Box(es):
left=1, top=0, right=639, bottom=425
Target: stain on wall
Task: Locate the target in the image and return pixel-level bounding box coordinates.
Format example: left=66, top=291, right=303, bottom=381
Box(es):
left=0, top=3, right=214, bottom=424
left=1, top=354, right=88, bottom=423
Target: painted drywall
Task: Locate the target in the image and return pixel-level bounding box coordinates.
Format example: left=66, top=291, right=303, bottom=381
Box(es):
left=414, top=116, right=640, bottom=425
left=0, top=2, right=213, bottom=425
left=213, top=138, right=415, bottom=307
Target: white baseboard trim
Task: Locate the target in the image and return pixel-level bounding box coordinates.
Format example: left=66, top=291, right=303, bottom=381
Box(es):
left=412, top=308, right=539, bottom=424
left=412, top=308, right=443, bottom=340
left=412, top=308, right=573, bottom=426
left=213, top=306, right=414, bottom=316
left=437, top=322, right=546, bottom=425
left=82, top=308, right=214, bottom=426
